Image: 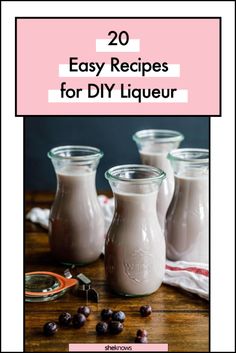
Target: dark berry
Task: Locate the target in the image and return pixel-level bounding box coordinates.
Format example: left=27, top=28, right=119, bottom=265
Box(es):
left=109, top=321, right=124, bottom=334
left=43, top=322, right=58, bottom=336
left=101, top=308, right=113, bottom=321
left=140, top=305, right=152, bottom=317
left=136, top=329, right=148, bottom=337
left=72, top=313, right=86, bottom=328
left=96, top=321, right=109, bottom=335
left=135, top=336, right=148, bottom=343
left=77, top=306, right=91, bottom=318
left=58, top=312, right=72, bottom=327
left=112, top=311, right=126, bottom=323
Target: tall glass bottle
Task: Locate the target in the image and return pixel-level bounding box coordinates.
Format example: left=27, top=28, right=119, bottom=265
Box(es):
left=133, top=129, right=184, bottom=232
left=105, top=164, right=166, bottom=296
left=165, top=149, right=209, bottom=263
left=48, top=146, right=105, bottom=265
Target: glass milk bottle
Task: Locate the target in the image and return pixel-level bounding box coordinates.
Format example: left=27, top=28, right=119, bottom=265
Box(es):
left=48, top=146, right=105, bottom=265
left=165, top=149, right=209, bottom=263
left=133, top=130, right=184, bottom=232
left=104, top=165, right=166, bottom=296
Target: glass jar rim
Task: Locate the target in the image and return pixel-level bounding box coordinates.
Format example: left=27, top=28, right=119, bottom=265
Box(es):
left=105, top=164, right=166, bottom=183
left=168, top=148, right=209, bottom=163
left=133, top=129, right=184, bottom=143
left=47, top=145, right=103, bottom=161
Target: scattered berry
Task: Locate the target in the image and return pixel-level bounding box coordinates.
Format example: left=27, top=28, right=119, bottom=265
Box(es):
left=101, top=308, right=113, bottom=321
left=58, top=312, right=72, bottom=327
left=109, top=321, right=124, bottom=334
left=136, top=329, right=148, bottom=337
left=112, top=311, right=126, bottom=323
left=72, top=313, right=86, bottom=328
left=135, top=336, right=148, bottom=343
left=43, top=322, right=58, bottom=336
left=140, top=305, right=152, bottom=317
left=96, top=321, right=109, bottom=335
left=77, top=306, right=91, bottom=318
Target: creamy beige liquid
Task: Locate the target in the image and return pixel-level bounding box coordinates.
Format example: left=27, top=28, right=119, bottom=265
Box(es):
left=49, top=167, right=105, bottom=264
left=105, top=191, right=165, bottom=296
left=165, top=174, right=209, bottom=263
left=140, top=150, right=174, bottom=232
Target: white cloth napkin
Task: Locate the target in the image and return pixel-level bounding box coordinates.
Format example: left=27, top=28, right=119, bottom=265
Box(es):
left=26, top=195, right=209, bottom=300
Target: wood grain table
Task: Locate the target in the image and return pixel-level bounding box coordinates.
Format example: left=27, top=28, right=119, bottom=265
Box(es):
left=25, top=192, right=209, bottom=352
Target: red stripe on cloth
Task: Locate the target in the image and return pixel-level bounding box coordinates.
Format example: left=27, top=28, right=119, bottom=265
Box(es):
left=165, top=264, right=209, bottom=277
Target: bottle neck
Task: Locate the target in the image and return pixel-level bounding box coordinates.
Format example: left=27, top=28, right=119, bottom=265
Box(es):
left=168, top=149, right=209, bottom=177
left=114, top=190, right=158, bottom=215
left=56, top=168, right=97, bottom=195
left=139, top=151, right=174, bottom=178
left=138, top=141, right=181, bottom=154
left=171, top=163, right=209, bottom=178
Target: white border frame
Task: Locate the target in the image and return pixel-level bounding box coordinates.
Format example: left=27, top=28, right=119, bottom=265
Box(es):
left=1, top=1, right=235, bottom=352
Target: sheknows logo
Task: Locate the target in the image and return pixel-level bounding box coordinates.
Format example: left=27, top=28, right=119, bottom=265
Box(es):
left=105, top=344, right=132, bottom=351
left=69, top=343, right=169, bottom=351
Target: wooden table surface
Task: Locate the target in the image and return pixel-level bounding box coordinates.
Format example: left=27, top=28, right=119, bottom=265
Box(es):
left=25, top=192, right=209, bottom=352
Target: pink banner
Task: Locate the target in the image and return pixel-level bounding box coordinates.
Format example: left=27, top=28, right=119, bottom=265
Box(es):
left=69, top=343, right=168, bottom=351
left=16, top=18, right=220, bottom=116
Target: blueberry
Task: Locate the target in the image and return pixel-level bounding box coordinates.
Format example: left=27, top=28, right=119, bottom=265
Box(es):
left=43, top=322, right=58, bottom=336
left=140, top=305, right=152, bottom=317
left=96, top=321, right=109, bottom=335
left=112, top=311, right=126, bottom=323
left=72, top=313, right=86, bottom=328
left=101, top=308, right=113, bottom=321
left=136, top=329, right=148, bottom=337
left=109, top=321, right=124, bottom=334
left=135, top=336, right=148, bottom=343
left=58, top=312, right=72, bottom=327
left=77, top=306, right=91, bottom=318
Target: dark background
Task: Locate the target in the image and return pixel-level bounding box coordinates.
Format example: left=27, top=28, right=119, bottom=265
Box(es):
left=25, top=117, right=209, bottom=192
